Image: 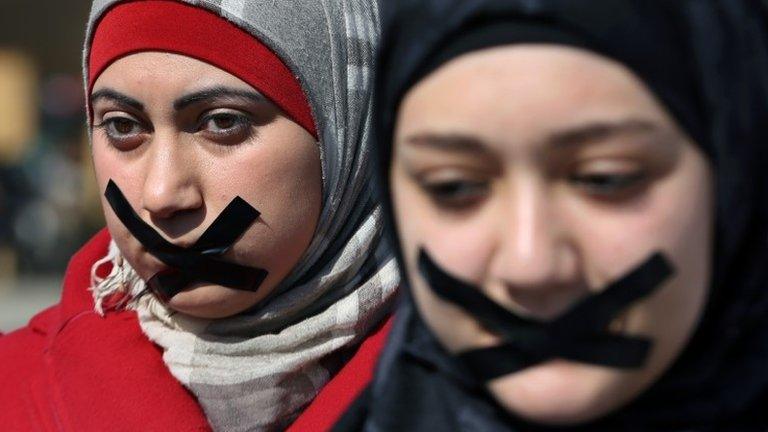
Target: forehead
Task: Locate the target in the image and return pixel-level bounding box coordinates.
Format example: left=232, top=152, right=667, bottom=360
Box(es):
left=91, top=52, right=252, bottom=97
left=395, top=44, right=672, bottom=151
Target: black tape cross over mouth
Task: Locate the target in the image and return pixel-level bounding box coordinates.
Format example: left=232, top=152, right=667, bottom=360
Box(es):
left=104, top=180, right=269, bottom=302
left=417, top=248, right=674, bottom=381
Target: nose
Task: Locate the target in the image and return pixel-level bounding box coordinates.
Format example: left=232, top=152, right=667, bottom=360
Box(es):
left=489, top=177, right=575, bottom=293
left=141, top=134, right=203, bottom=220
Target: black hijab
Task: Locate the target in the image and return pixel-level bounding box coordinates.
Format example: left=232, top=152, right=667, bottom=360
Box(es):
left=336, top=1, right=768, bottom=431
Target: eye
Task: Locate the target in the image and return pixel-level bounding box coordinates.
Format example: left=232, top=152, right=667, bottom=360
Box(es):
left=197, top=110, right=254, bottom=142
left=420, top=178, right=490, bottom=210
left=94, top=115, right=147, bottom=150
left=568, top=171, right=646, bottom=197
left=100, top=117, right=142, bottom=136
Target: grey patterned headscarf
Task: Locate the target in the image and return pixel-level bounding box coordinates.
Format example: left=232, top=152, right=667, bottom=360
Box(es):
left=84, top=1, right=399, bottom=430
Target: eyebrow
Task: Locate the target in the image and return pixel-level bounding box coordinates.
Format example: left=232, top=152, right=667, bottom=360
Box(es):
left=173, top=86, right=267, bottom=111
left=402, top=119, right=664, bottom=156
left=90, top=89, right=145, bottom=111
left=547, top=119, right=662, bottom=148
left=403, top=133, right=490, bottom=154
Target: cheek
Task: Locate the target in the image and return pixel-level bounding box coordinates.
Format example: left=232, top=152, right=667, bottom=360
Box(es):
left=565, top=151, right=713, bottom=291
left=92, top=140, right=147, bottom=267
left=392, top=166, right=501, bottom=351
left=91, top=137, right=147, bottom=207
left=636, top=150, right=713, bottom=364
left=564, top=148, right=713, bottom=389
left=92, top=139, right=160, bottom=280
left=208, top=122, right=322, bottom=282
left=91, top=139, right=114, bottom=191
left=392, top=167, right=496, bottom=272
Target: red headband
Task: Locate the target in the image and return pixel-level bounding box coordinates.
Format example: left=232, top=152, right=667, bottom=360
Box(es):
left=88, top=0, right=317, bottom=138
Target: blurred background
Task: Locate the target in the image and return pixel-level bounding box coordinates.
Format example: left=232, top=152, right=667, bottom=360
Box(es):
left=0, top=1, right=102, bottom=332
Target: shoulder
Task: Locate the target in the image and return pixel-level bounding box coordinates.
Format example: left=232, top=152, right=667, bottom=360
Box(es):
left=0, top=295, right=61, bottom=378
left=0, top=306, right=52, bottom=366
left=0, top=305, right=55, bottom=428
left=288, top=315, right=394, bottom=432
left=0, top=229, right=103, bottom=424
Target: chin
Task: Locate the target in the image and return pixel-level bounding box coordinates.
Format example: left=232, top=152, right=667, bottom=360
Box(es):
left=165, top=284, right=263, bottom=319
left=487, top=360, right=640, bottom=426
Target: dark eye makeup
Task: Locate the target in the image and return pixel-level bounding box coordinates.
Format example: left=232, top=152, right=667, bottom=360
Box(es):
left=93, top=114, right=148, bottom=151
left=410, top=159, right=653, bottom=212
left=420, top=178, right=491, bottom=209
left=196, top=110, right=256, bottom=143
left=92, top=107, right=259, bottom=151
left=568, top=171, right=648, bottom=198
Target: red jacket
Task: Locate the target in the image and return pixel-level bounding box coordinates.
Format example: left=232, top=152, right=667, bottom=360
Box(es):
left=0, top=229, right=390, bottom=431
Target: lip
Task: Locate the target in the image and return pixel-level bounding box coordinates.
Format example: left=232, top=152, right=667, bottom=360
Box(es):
left=505, top=297, right=633, bottom=333
left=142, top=221, right=202, bottom=249
left=135, top=232, right=196, bottom=253
left=137, top=240, right=240, bottom=274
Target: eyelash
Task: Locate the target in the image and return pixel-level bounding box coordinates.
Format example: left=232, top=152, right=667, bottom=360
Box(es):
left=419, top=178, right=491, bottom=210
left=417, top=170, right=648, bottom=211
left=196, top=111, right=255, bottom=141
left=93, top=117, right=147, bottom=150
left=568, top=171, right=647, bottom=198
left=93, top=110, right=256, bottom=151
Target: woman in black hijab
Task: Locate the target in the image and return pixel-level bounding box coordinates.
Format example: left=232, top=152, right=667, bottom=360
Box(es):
left=337, top=1, right=768, bottom=430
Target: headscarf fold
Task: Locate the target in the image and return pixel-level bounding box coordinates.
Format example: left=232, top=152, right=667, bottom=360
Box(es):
left=359, top=0, right=768, bottom=430
left=85, top=1, right=399, bottom=430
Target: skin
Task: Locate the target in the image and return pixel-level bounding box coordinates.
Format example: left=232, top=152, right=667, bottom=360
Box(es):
left=391, top=45, right=713, bottom=425
left=90, top=52, right=322, bottom=319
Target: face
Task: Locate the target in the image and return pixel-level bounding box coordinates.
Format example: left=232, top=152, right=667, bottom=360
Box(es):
left=90, top=52, right=322, bottom=319
left=392, top=45, right=713, bottom=425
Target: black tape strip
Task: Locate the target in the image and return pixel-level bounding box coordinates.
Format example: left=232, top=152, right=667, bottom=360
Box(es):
left=553, top=253, right=672, bottom=334
left=457, top=333, right=652, bottom=381
left=458, top=344, right=544, bottom=379
left=418, top=248, right=673, bottom=379
left=193, top=196, right=256, bottom=255
left=105, top=180, right=268, bottom=300
left=420, top=252, right=544, bottom=346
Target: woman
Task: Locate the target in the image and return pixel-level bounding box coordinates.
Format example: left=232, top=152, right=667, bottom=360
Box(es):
left=338, top=0, right=768, bottom=430
left=0, top=0, right=397, bottom=430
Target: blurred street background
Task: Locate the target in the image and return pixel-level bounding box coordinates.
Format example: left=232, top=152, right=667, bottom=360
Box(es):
left=0, top=1, right=100, bottom=332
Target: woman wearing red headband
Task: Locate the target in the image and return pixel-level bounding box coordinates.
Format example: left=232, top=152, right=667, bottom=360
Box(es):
left=0, top=1, right=397, bottom=431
